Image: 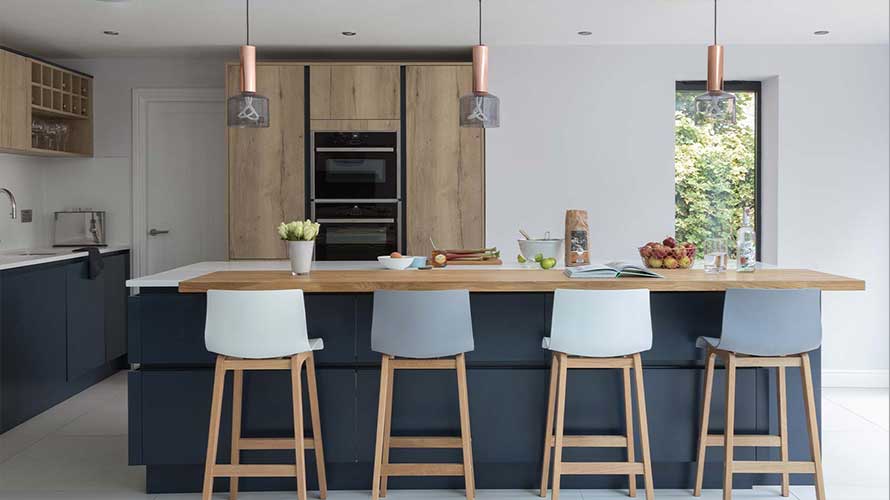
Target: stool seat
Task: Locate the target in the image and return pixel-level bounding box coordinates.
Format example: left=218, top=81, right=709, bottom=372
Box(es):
left=695, top=336, right=719, bottom=350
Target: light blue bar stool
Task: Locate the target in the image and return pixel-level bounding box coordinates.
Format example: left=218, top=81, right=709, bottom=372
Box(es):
left=370, top=290, right=476, bottom=500
left=693, top=288, right=825, bottom=500
left=539, top=289, right=655, bottom=500
left=202, top=289, right=327, bottom=500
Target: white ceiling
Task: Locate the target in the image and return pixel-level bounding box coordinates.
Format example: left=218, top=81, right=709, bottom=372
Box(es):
left=1, top=0, right=887, bottom=59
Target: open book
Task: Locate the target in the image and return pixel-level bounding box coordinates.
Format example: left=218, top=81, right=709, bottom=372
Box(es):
left=563, top=261, right=664, bottom=279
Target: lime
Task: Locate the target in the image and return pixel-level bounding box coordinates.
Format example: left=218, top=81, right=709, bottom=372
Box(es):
left=534, top=253, right=544, bottom=263
left=517, top=254, right=527, bottom=264
left=541, top=258, right=557, bottom=270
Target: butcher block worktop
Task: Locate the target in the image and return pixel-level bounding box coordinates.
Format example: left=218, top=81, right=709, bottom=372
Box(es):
left=178, top=268, right=864, bottom=293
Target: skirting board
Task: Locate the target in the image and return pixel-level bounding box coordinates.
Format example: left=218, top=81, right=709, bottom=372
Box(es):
left=823, top=369, right=889, bottom=388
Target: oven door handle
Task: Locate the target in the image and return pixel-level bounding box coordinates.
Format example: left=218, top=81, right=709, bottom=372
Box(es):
left=315, top=147, right=395, bottom=152
left=316, top=218, right=395, bottom=224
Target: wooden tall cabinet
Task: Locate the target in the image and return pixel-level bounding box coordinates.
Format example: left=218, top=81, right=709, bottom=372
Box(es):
left=310, top=65, right=400, bottom=120
left=227, top=64, right=305, bottom=259
left=406, top=65, right=485, bottom=257
left=0, top=50, right=31, bottom=151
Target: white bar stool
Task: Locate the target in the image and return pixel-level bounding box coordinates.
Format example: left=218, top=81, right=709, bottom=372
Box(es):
left=370, top=290, right=476, bottom=500
left=693, top=288, right=825, bottom=500
left=202, top=289, right=327, bottom=500
left=539, top=289, right=655, bottom=500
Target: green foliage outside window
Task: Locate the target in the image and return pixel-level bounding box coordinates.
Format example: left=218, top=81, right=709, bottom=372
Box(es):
left=675, top=90, right=757, bottom=259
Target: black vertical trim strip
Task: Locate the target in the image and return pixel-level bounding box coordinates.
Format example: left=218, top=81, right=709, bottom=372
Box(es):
left=399, top=66, right=408, bottom=254
left=304, top=66, right=312, bottom=219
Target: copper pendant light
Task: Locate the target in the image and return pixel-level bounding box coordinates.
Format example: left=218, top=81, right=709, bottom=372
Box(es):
left=227, top=0, right=269, bottom=128
left=460, top=0, right=500, bottom=128
left=694, top=0, right=736, bottom=125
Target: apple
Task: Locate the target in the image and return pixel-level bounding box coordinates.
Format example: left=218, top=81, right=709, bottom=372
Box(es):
left=663, top=256, right=679, bottom=269
left=672, top=246, right=685, bottom=259
left=678, top=255, right=692, bottom=268
left=390, top=252, right=402, bottom=258
left=653, top=244, right=668, bottom=259
left=639, top=246, right=652, bottom=258
left=648, top=257, right=663, bottom=268
left=663, top=236, right=677, bottom=248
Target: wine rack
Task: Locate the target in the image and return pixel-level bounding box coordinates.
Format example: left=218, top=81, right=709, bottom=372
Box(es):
left=28, top=59, right=93, bottom=156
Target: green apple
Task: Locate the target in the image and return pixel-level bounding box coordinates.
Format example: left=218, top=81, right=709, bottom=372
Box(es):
left=541, top=258, right=557, bottom=270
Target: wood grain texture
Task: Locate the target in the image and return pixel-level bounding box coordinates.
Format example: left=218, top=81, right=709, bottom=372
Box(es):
left=406, top=65, right=484, bottom=258
left=227, top=64, right=305, bottom=259
left=310, top=119, right=400, bottom=132
left=309, top=65, right=400, bottom=120
left=179, top=268, right=865, bottom=293
left=0, top=50, right=31, bottom=151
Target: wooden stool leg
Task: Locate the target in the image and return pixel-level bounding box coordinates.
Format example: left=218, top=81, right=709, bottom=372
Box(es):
left=230, top=368, right=244, bottom=500
left=306, top=352, right=328, bottom=499
left=800, top=353, right=827, bottom=500
left=694, top=350, right=717, bottom=496
left=777, top=365, right=790, bottom=497
left=622, top=365, right=637, bottom=498
left=539, top=352, right=559, bottom=497
left=722, top=353, right=737, bottom=500
left=632, top=354, right=654, bottom=500
left=380, top=355, right=395, bottom=497
left=371, top=355, right=392, bottom=500
left=291, top=354, right=308, bottom=500
left=456, top=353, right=476, bottom=500
left=551, top=352, right=569, bottom=500
left=203, top=355, right=227, bottom=500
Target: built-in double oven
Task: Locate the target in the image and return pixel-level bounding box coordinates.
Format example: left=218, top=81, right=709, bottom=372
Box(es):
left=311, top=131, right=401, bottom=260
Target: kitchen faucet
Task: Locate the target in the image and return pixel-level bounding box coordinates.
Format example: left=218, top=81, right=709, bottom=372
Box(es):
left=0, top=188, right=17, bottom=219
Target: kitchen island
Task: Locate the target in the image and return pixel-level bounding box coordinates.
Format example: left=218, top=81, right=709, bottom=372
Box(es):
left=126, top=262, right=863, bottom=494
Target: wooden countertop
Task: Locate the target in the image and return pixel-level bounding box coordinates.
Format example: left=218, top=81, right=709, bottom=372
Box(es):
left=178, top=268, right=864, bottom=293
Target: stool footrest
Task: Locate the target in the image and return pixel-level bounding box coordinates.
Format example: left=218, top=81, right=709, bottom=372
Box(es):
left=705, top=434, right=782, bottom=447
left=212, top=464, right=296, bottom=477
left=560, top=462, right=644, bottom=475
left=391, top=359, right=457, bottom=370
left=383, top=463, right=465, bottom=476
left=549, top=435, right=629, bottom=447
left=389, top=436, right=462, bottom=449
left=732, top=461, right=816, bottom=474
left=238, top=437, right=315, bottom=450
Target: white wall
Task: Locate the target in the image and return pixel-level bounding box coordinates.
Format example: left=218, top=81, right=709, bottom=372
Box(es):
left=487, top=44, right=890, bottom=382
left=0, top=154, right=49, bottom=249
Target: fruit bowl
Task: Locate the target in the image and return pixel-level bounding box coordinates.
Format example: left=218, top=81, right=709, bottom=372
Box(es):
left=638, top=238, right=696, bottom=269
left=378, top=255, right=415, bottom=270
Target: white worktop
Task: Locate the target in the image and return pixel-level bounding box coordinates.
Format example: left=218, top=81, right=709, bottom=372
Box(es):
left=0, top=245, right=130, bottom=271
left=126, top=260, right=529, bottom=288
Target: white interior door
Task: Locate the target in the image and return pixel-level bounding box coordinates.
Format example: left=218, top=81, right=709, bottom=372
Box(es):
left=134, top=89, right=226, bottom=275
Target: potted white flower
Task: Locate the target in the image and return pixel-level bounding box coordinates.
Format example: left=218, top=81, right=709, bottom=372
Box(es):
left=277, top=219, right=321, bottom=275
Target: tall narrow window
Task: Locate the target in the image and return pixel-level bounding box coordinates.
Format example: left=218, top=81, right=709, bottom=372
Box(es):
left=675, top=81, right=761, bottom=259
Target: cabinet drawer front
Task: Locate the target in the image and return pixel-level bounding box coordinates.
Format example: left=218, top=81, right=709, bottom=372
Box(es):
left=310, top=65, right=400, bottom=120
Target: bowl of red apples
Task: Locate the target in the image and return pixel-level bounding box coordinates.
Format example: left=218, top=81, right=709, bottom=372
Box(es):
left=638, top=237, right=696, bottom=269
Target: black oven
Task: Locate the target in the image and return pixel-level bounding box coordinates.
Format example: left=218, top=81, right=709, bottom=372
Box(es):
left=312, top=131, right=399, bottom=201
left=313, top=202, right=401, bottom=261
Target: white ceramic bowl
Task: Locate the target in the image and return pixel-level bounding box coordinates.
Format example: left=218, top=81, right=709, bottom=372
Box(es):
left=517, top=239, right=564, bottom=261
left=378, top=255, right=415, bottom=270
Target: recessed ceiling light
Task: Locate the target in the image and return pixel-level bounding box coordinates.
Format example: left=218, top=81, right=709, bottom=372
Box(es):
left=813, top=30, right=830, bottom=36
left=577, top=31, right=593, bottom=36
left=103, top=30, right=120, bottom=36
left=341, top=31, right=357, bottom=37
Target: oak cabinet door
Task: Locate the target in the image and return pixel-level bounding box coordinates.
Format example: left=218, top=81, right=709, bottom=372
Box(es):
left=406, top=66, right=485, bottom=257
left=0, top=50, right=31, bottom=151
left=227, top=64, right=305, bottom=259
left=310, top=65, right=400, bottom=120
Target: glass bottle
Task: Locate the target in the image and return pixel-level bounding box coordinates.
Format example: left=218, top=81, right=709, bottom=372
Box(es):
left=736, top=207, right=756, bottom=272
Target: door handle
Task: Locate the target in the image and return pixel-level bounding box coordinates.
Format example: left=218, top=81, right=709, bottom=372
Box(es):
left=148, top=228, right=170, bottom=236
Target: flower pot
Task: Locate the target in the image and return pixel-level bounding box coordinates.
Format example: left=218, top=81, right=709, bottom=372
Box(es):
left=287, top=240, right=315, bottom=276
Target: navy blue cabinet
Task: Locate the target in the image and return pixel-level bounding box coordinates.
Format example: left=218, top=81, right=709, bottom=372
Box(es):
left=0, top=250, right=129, bottom=433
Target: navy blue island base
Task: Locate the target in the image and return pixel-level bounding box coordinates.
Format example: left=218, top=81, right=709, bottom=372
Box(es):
left=127, top=290, right=820, bottom=494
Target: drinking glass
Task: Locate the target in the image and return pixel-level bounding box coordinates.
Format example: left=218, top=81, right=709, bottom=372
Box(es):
left=703, top=238, right=728, bottom=273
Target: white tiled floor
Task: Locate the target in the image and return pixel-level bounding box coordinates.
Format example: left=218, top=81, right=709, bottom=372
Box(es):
left=0, top=372, right=886, bottom=500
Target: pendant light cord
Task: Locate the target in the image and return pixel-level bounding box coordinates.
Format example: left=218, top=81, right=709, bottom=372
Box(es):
left=246, top=0, right=250, bottom=46
left=478, top=0, right=483, bottom=45
left=713, top=0, right=717, bottom=45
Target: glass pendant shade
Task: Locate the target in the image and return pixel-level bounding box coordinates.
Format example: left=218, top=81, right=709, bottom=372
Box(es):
left=460, top=92, right=500, bottom=128
left=694, top=90, right=736, bottom=125
left=227, top=44, right=270, bottom=128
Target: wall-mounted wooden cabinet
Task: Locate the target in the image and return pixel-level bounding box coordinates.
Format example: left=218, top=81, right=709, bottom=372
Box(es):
left=227, top=64, right=305, bottom=259
left=0, top=49, right=93, bottom=157
left=310, top=65, right=400, bottom=120
left=406, top=65, right=485, bottom=258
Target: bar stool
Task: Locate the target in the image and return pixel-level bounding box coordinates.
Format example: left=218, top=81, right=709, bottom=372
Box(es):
left=539, top=289, right=655, bottom=500
left=693, top=288, right=825, bottom=500
left=202, top=289, right=327, bottom=500
left=370, top=290, right=476, bottom=500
